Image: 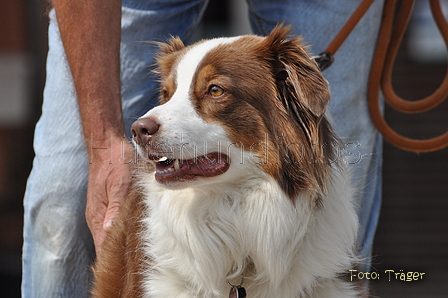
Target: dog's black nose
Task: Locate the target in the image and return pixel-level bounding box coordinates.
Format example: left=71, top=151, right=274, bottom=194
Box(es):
left=131, top=117, right=160, bottom=145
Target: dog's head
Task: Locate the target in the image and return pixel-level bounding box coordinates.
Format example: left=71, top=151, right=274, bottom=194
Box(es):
left=131, top=25, right=337, bottom=197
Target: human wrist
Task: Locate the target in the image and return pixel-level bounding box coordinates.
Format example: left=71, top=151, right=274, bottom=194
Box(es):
left=78, top=91, right=127, bottom=163
left=87, top=131, right=132, bottom=165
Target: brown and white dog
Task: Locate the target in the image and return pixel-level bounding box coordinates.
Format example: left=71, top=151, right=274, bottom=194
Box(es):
left=91, top=26, right=360, bottom=298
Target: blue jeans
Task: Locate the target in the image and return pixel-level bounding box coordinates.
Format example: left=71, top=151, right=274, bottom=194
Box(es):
left=22, top=0, right=383, bottom=296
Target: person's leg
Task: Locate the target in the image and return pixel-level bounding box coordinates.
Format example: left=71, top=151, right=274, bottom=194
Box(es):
left=21, top=11, right=94, bottom=296
left=22, top=1, right=209, bottom=297
left=247, top=0, right=384, bottom=272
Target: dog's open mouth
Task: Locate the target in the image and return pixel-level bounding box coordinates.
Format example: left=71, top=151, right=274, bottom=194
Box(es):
left=150, top=152, right=230, bottom=184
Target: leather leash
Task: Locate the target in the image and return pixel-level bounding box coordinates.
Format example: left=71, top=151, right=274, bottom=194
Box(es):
left=314, top=0, right=448, bottom=153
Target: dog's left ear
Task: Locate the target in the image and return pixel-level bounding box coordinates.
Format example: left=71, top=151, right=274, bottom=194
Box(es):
left=264, top=25, right=330, bottom=117
left=155, top=36, right=186, bottom=76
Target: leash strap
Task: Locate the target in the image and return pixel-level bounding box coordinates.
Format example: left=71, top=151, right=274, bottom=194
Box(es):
left=313, top=0, right=376, bottom=71
left=316, top=0, right=448, bottom=152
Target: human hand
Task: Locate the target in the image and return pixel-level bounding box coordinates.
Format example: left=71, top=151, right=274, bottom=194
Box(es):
left=85, top=136, right=134, bottom=256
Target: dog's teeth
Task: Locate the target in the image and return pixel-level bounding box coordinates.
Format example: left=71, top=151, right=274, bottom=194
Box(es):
left=155, top=168, right=176, bottom=174
left=158, top=156, right=168, bottom=162
left=174, top=159, right=180, bottom=170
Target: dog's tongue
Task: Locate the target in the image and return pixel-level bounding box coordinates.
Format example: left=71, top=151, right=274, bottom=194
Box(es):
left=155, top=152, right=229, bottom=184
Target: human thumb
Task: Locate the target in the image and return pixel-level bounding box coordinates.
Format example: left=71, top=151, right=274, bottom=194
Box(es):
left=103, top=201, right=121, bottom=230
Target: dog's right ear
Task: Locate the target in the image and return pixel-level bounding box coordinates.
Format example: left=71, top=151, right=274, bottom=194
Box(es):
left=155, top=36, right=185, bottom=76
left=158, top=36, right=185, bottom=55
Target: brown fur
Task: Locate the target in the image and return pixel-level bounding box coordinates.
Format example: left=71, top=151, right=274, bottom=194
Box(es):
left=91, top=183, right=148, bottom=297
left=154, top=36, right=186, bottom=78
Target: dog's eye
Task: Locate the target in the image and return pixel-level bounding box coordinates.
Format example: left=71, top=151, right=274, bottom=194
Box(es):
left=208, top=85, right=225, bottom=97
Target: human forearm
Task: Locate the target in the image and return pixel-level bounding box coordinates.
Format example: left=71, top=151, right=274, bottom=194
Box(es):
left=53, top=0, right=123, bottom=147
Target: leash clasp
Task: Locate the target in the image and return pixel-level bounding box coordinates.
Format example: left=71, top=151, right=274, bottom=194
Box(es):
left=312, top=51, right=334, bottom=71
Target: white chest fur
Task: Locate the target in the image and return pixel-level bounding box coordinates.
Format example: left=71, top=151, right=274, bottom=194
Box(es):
left=139, top=166, right=359, bottom=298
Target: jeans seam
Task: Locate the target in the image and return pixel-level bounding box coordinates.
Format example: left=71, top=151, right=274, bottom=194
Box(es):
left=183, top=0, right=209, bottom=44
left=246, top=0, right=268, bottom=36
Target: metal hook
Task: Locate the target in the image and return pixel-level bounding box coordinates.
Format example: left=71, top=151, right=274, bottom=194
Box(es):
left=312, top=51, right=334, bottom=71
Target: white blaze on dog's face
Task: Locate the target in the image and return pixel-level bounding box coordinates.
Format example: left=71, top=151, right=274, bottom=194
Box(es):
left=131, top=27, right=335, bottom=195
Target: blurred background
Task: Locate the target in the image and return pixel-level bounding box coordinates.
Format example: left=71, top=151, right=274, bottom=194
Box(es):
left=0, top=0, right=446, bottom=297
